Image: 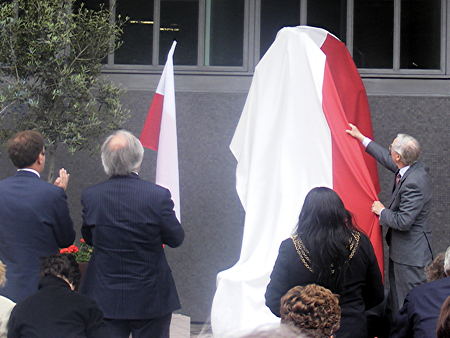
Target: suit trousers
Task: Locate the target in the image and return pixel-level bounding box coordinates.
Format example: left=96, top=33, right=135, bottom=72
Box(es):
left=104, top=313, right=172, bottom=338
left=387, top=259, right=427, bottom=319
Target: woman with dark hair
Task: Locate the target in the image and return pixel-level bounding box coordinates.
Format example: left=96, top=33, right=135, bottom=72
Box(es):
left=265, top=187, right=384, bottom=338
left=7, top=254, right=109, bottom=338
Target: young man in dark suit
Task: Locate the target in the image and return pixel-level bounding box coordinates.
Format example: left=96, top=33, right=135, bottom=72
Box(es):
left=346, top=124, right=432, bottom=318
left=0, top=130, right=75, bottom=302
left=80, top=130, right=184, bottom=338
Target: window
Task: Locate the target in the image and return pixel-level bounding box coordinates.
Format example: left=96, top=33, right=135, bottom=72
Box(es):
left=160, top=0, right=198, bottom=65
left=307, top=0, right=347, bottom=43
left=115, top=0, right=154, bottom=65
left=74, top=0, right=448, bottom=77
left=259, top=0, right=445, bottom=76
left=400, top=0, right=441, bottom=70
left=353, top=0, right=394, bottom=69
left=77, top=0, right=246, bottom=69
left=260, top=0, right=299, bottom=58
left=206, top=0, right=245, bottom=66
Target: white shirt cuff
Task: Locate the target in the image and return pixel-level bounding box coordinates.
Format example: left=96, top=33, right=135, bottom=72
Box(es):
left=362, top=137, right=372, bottom=148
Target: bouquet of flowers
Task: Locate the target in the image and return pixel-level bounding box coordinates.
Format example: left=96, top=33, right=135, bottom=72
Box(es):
left=60, top=238, right=93, bottom=263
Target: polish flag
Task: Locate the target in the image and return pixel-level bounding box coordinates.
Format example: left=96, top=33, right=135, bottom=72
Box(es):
left=140, top=41, right=180, bottom=221
left=211, top=26, right=382, bottom=336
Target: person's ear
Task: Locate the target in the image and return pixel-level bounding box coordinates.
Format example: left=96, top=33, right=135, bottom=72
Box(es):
left=37, top=152, right=45, bottom=165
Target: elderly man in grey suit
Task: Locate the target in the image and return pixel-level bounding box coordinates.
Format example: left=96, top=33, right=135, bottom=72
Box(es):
left=346, top=124, right=432, bottom=318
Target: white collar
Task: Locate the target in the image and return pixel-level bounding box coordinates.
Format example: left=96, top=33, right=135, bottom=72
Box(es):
left=17, top=168, right=40, bottom=178
left=398, top=166, right=410, bottom=177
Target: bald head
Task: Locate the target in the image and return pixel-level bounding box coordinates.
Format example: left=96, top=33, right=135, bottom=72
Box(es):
left=101, top=130, right=144, bottom=176
left=107, top=133, right=128, bottom=150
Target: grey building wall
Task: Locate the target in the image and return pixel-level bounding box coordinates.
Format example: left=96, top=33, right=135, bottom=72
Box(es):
left=0, top=90, right=448, bottom=323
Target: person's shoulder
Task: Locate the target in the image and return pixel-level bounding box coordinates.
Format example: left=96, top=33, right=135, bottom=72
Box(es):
left=82, top=179, right=112, bottom=194
left=0, top=176, right=12, bottom=188
left=142, top=180, right=172, bottom=197
left=66, top=290, right=101, bottom=308
left=278, top=237, right=297, bottom=256
left=28, top=178, right=66, bottom=197
left=352, top=231, right=375, bottom=257
left=408, top=161, right=430, bottom=176
left=357, top=231, right=371, bottom=245
left=408, top=276, right=450, bottom=300
left=280, top=237, right=293, bottom=247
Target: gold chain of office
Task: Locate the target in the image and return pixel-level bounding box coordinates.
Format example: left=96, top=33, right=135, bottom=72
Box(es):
left=291, top=230, right=361, bottom=273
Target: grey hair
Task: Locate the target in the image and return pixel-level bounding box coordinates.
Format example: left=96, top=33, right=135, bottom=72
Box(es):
left=445, top=246, right=450, bottom=276
left=101, top=130, right=144, bottom=176
left=391, top=133, right=421, bottom=166
left=0, top=260, right=6, bottom=288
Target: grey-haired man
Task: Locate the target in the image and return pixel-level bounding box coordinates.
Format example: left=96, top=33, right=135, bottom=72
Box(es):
left=346, top=124, right=432, bottom=319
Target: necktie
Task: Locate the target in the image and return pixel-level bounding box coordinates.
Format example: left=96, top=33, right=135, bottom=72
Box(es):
left=396, top=173, right=401, bottom=186
left=392, top=171, right=401, bottom=192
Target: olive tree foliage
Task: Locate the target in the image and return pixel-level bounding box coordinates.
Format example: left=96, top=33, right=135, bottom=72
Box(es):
left=0, top=0, right=128, bottom=180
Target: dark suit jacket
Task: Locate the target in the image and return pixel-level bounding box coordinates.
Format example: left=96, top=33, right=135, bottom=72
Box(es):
left=80, top=173, right=184, bottom=320
left=366, top=141, right=432, bottom=266
left=7, top=275, right=109, bottom=338
left=265, top=233, right=384, bottom=338
left=390, top=276, right=450, bottom=337
left=0, top=171, right=75, bottom=302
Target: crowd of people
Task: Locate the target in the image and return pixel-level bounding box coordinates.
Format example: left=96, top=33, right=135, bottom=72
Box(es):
left=0, top=124, right=447, bottom=338
left=0, top=130, right=184, bottom=338
left=263, top=124, right=447, bottom=338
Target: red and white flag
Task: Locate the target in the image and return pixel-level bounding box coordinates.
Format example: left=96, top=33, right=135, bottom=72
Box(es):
left=211, top=26, right=382, bottom=336
left=140, top=41, right=180, bottom=221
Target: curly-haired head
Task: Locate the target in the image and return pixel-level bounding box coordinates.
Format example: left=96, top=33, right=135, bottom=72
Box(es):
left=40, top=254, right=81, bottom=290
left=280, top=284, right=341, bottom=337
left=425, top=252, right=446, bottom=282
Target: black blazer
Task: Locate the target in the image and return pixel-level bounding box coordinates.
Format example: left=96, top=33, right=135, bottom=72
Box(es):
left=390, top=276, right=450, bottom=338
left=265, top=233, right=384, bottom=338
left=7, top=275, right=109, bottom=338
left=80, top=173, right=184, bottom=319
left=0, top=171, right=75, bottom=302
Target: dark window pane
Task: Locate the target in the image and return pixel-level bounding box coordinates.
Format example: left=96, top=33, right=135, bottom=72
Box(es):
left=74, top=1, right=110, bottom=64
left=74, top=0, right=109, bottom=11
left=354, top=0, right=393, bottom=68
left=207, top=0, right=244, bottom=66
left=260, top=0, right=300, bottom=58
left=160, top=0, right=198, bottom=65
left=307, top=0, right=347, bottom=42
left=115, top=0, right=153, bottom=65
left=400, top=0, right=440, bottom=69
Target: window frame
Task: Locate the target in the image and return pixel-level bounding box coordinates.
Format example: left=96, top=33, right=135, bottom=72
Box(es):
left=101, top=0, right=450, bottom=80
left=103, top=0, right=252, bottom=73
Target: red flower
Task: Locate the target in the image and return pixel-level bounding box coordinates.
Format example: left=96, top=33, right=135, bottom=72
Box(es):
left=80, top=238, right=85, bottom=243
left=68, top=245, right=79, bottom=253
left=60, top=248, right=69, bottom=253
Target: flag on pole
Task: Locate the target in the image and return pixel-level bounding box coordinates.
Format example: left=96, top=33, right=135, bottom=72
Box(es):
left=140, top=41, right=180, bottom=221
left=211, top=26, right=382, bottom=336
